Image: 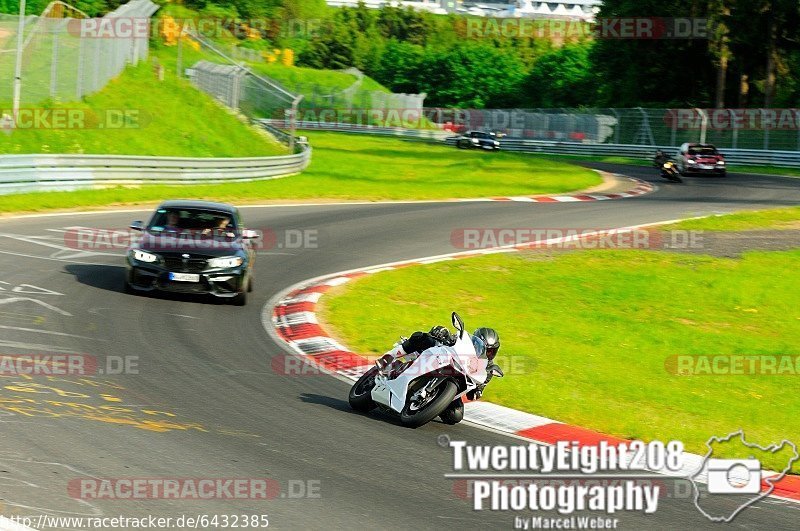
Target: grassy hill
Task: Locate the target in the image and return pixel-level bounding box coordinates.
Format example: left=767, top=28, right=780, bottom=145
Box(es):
left=0, top=60, right=287, bottom=157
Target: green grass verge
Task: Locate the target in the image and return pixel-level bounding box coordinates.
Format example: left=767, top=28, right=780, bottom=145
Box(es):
left=249, top=63, right=390, bottom=94
left=663, top=206, right=800, bottom=231
left=0, top=131, right=600, bottom=213
left=0, top=61, right=286, bottom=158
left=319, top=249, right=800, bottom=472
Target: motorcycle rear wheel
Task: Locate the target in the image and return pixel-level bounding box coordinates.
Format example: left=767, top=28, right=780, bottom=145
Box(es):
left=349, top=367, right=379, bottom=412
left=400, top=380, right=458, bottom=428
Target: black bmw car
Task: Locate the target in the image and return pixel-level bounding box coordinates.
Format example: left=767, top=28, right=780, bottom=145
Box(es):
left=455, top=130, right=501, bottom=151
left=125, top=200, right=257, bottom=306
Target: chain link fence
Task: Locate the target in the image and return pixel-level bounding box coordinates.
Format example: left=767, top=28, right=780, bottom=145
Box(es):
left=225, top=45, right=427, bottom=117
left=453, top=108, right=800, bottom=151
left=0, top=0, right=159, bottom=107
left=188, top=38, right=427, bottom=129
left=183, top=33, right=302, bottom=150
left=284, top=67, right=427, bottom=118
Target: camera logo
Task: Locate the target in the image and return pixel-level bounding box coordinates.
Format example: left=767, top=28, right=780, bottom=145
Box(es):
left=690, top=430, right=798, bottom=523
left=706, top=458, right=761, bottom=494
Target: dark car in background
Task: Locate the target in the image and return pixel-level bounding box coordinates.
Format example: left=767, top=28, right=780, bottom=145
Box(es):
left=455, top=130, right=501, bottom=151
left=125, top=200, right=257, bottom=306
left=676, top=143, right=727, bottom=176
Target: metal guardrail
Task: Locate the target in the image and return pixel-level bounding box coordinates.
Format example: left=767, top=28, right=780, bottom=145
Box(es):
left=264, top=120, right=800, bottom=169
left=259, top=119, right=451, bottom=142
left=0, top=132, right=311, bottom=195
left=446, top=138, right=800, bottom=169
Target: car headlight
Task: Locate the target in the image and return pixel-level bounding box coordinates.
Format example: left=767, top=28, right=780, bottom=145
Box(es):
left=471, top=138, right=479, bottom=144
left=131, top=249, right=158, bottom=263
left=716, top=160, right=725, bottom=165
left=494, top=141, right=500, bottom=146
left=687, top=159, right=696, bottom=164
left=208, top=256, right=244, bottom=268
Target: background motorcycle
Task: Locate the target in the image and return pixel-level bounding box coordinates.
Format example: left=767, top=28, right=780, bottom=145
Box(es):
left=654, top=150, right=683, bottom=182
left=660, top=160, right=683, bottom=183
left=348, top=312, right=503, bottom=428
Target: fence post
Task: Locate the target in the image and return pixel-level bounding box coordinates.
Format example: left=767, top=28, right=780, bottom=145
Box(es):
left=12, top=0, right=27, bottom=119
left=50, top=28, right=59, bottom=97
left=611, top=109, right=621, bottom=144
left=76, top=35, right=84, bottom=99
left=797, top=110, right=800, bottom=151
left=177, top=36, right=183, bottom=78
left=669, top=109, right=677, bottom=146
left=763, top=109, right=770, bottom=150
left=633, top=107, right=655, bottom=145
left=695, top=108, right=708, bottom=144
left=731, top=109, right=738, bottom=149
left=131, top=28, right=139, bottom=65
left=289, top=95, right=303, bottom=153
left=92, top=38, right=101, bottom=93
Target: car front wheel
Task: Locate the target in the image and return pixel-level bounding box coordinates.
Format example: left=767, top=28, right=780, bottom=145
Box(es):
left=232, top=290, right=247, bottom=306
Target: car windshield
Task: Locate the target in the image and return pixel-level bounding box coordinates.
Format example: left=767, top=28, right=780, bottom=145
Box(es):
left=688, top=146, right=718, bottom=155
left=148, top=208, right=236, bottom=233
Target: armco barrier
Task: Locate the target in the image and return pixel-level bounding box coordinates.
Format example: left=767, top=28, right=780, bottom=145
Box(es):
left=261, top=119, right=800, bottom=169
left=0, top=133, right=311, bottom=196
left=258, top=119, right=452, bottom=142
left=449, top=138, right=800, bottom=169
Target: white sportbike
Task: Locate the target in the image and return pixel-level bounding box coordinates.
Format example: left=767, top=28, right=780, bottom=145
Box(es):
left=348, top=312, right=504, bottom=428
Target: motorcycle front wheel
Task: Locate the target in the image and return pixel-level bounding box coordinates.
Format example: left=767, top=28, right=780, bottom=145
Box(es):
left=348, top=367, right=379, bottom=412
left=400, top=379, right=458, bottom=428
left=439, top=398, right=464, bottom=425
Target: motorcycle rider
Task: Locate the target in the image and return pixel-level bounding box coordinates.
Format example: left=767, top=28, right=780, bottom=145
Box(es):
left=439, top=327, right=502, bottom=424
left=400, top=325, right=456, bottom=355
left=653, top=149, right=669, bottom=168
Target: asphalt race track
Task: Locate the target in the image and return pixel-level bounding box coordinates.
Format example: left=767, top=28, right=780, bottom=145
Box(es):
left=0, top=164, right=799, bottom=530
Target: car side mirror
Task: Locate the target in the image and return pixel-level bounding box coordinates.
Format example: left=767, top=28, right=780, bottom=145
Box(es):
left=130, top=221, right=144, bottom=231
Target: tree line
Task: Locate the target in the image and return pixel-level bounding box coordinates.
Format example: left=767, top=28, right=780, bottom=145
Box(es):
left=266, top=0, right=800, bottom=109
left=3, top=0, right=797, bottom=109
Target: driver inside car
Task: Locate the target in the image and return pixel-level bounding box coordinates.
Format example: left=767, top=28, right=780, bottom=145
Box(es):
left=163, top=211, right=181, bottom=232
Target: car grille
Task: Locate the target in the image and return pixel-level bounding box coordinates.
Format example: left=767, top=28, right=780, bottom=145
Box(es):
left=163, top=256, right=208, bottom=272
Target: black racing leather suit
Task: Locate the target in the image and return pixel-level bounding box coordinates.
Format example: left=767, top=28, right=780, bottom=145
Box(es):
left=401, top=331, right=443, bottom=355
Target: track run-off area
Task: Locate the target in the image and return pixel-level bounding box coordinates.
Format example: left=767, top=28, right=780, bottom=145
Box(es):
left=0, top=163, right=799, bottom=529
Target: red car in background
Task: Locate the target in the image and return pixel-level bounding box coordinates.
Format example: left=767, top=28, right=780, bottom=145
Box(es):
left=676, top=143, right=727, bottom=176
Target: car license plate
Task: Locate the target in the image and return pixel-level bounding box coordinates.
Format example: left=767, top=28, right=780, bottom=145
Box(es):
left=698, top=164, right=713, bottom=170
left=169, top=272, right=200, bottom=282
